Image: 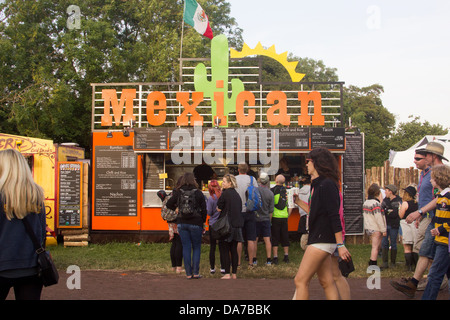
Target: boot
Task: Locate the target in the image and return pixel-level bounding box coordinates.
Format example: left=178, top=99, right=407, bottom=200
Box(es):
left=404, top=253, right=413, bottom=271
left=381, top=248, right=389, bottom=269
left=390, top=249, right=397, bottom=267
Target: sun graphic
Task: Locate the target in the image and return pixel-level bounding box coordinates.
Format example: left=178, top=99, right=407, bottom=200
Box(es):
left=230, top=42, right=306, bottom=83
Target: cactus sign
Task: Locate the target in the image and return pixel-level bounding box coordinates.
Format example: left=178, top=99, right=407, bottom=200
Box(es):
left=98, top=35, right=331, bottom=129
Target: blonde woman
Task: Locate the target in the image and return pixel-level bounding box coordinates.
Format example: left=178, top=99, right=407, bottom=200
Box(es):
left=0, top=149, right=46, bottom=300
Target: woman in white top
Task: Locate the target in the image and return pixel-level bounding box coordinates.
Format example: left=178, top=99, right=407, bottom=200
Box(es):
left=363, top=183, right=386, bottom=266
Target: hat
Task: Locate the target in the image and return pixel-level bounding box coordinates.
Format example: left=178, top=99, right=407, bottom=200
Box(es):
left=403, top=186, right=417, bottom=198
left=385, top=184, right=398, bottom=194
left=416, top=141, right=448, bottom=162
left=259, top=172, right=270, bottom=184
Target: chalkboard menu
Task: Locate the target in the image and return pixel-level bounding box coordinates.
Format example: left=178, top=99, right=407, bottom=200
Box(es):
left=58, top=162, right=83, bottom=228
left=343, top=133, right=365, bottom=234
left=144, top=154, right=165, bottom=189
left=134, top=127, right=169, bottom=150
left=94, top=146, right=138, bottom=216
left=134, top=127, right=346, bottom=152
left=311, top=127, right=345, bottom=150
left=278, top=127, right=310, bottom=150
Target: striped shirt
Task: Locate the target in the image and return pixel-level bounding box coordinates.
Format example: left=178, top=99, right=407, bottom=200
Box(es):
left=433, top=188, right=450, bottom=246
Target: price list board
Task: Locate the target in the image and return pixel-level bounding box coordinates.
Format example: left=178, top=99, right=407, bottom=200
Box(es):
left=57, top=162, right=83, bottom=228
left=133, top=127, right=346, bottom=152
left=144, top=154, right=165, bottom=189
left=278, top=127, right=310, bottom=150
left=343, top=134, right=365, bottom=234
left=134, top=127, right=169, bottom=150
left=310, top=127, right=345, bottom=150
left=94, top=146, right=138, bottom=216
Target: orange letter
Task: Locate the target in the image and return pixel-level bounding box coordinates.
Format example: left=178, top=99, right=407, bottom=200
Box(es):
left=146, top=91, right=167, bottom=126
left=101, top=89, right=136, bottom=126
left=236, top=91, right=256, bottom=126
left=266, top=91, right=290, bottom=126
left=176, top=92, right=204, bottom=126
left=298, top=91, right=324, bottom=126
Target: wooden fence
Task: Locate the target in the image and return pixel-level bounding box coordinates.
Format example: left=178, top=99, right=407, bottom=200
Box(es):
left=365, top=161, right=419, bottom=196
left=345, top=161, right=419, bottom=244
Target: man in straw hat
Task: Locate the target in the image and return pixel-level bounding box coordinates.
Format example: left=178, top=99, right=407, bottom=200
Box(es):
left=391, top=141, right=448, bottom=297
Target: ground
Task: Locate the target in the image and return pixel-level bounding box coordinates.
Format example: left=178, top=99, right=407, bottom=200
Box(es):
left=6, top=269, right=449, bottom=301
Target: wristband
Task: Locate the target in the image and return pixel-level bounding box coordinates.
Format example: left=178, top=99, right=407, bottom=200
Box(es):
left=337, top=243, right=345, bottom=248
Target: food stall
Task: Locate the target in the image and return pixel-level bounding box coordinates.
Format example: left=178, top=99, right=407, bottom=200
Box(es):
left=0, top=133, right=85, bottom=243
left=89, top=36, right=364, bottom=242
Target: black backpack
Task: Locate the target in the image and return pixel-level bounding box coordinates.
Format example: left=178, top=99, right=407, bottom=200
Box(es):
left=272, top=185, right=287, bottom=210
left=177, top=189, right=197, bottom=217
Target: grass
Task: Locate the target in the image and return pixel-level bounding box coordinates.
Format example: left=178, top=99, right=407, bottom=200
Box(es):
left=49, top=241, right=418, bottom=279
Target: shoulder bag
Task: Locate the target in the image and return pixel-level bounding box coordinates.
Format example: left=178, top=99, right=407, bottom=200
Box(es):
left=22, top=216, right=59, bottom=287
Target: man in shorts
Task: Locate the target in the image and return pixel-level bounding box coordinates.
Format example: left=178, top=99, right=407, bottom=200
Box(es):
left=391, top=141, right=448, bottom=297
left=255, top=172, right=274, bottom=265
left=235, top=163, right=259, bottom=267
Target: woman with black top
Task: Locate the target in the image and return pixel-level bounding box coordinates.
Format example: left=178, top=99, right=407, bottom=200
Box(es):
left=399, top=186, right=419, bottom=271
left=166, top=172, right=207, bottom=279
left=217, top=174, right=243, bottom=279
left=0, top=149, right=46, bottom=300
left=293, top=147, right=351, bottom=300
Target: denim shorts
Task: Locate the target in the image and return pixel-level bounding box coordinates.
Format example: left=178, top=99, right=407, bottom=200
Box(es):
left=419, top=221, right=437, bottom=259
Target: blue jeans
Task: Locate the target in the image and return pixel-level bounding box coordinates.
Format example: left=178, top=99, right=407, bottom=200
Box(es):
left=422, top=244, right=450, bottom=300
left=382, top=225, right=399, bottom=250
left=178, top=224, right=203, bottom=277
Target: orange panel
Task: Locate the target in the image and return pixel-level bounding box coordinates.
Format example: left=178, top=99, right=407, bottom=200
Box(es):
left=91, top=131, right=141, bottom=231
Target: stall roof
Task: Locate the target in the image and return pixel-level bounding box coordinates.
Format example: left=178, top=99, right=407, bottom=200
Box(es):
left=389, top=134, right=450, bottom=168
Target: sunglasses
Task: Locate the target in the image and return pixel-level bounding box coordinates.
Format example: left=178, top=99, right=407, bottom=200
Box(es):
left=414, top=157, right=425, bottom=161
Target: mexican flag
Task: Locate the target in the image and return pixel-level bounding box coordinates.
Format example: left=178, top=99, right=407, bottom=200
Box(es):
left=183, top=0, right=213, bottom=39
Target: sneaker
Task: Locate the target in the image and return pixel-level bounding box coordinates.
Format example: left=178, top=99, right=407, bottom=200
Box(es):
left=210, top=268, right=216, bottom=274
left=266, top=258, right=272, bottom=266
left=252, top=258, right=257, bottom=266
left=390, top=279, right=417, bottom=298
left=283, top=255, right=290, bottom=263
left=272, top=257, right=278, bottom=265
left=220, top=268, right=226, bottom=275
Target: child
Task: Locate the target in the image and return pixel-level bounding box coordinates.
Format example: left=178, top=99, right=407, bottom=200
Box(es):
left=422, top=164, right=450, bottom=300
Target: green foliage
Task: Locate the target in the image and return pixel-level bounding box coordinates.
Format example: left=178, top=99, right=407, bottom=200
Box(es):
left=388, top=116, right=448, bottom=151
left=344, top=84, right=396, bottom=168
left=0, top=0, right=242, bottom=148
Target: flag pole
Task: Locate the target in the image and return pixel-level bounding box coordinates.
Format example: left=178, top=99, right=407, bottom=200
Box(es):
left=179, top=2, right=185, bottom=85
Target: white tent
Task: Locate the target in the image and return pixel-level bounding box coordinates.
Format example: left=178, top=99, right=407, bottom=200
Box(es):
left=389, top=134, right=450, bottom=168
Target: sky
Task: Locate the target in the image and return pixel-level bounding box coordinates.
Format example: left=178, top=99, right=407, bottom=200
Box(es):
left=226, top=0, right=450, bottom=129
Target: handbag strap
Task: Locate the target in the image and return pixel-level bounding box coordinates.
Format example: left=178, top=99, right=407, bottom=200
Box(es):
left=21, top=216, right=45, bottom=254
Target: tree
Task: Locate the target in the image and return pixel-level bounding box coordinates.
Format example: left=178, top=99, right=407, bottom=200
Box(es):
left=388, top=116, right=449, bottom=151
left=343, top=84, right=396, bottom=168
left=0, top=0, right=243, bottom=149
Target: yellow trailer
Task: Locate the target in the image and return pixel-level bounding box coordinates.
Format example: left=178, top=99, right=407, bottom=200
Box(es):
left=0, top=133, right=85, bottom=244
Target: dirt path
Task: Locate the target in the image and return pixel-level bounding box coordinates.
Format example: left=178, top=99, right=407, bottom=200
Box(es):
left=6, top=269, right=448, bottom=301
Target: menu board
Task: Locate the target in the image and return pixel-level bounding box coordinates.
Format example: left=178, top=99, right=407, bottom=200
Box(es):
left=134, top=127, right=169, bottom=150
left=343, top=133, right=365, bottom=234
left=310, top=127, right=345, bottom=150
left=144, top=154, right=165, bottom=189
left=278, top=127, right=310, bottom=150
left=58, top=162, right=82, bottom=228
left=134, top=127, right=346, bottom=152
left=94, top=146, right=138, bottom=216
